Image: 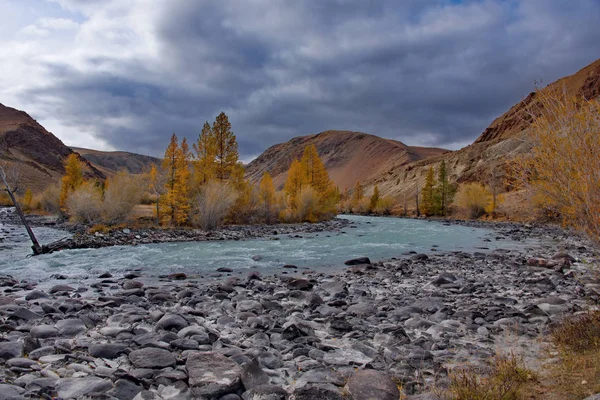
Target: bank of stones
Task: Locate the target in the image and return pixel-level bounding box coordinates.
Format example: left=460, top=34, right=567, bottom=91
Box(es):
left=0, top=223, right=598, bottom=399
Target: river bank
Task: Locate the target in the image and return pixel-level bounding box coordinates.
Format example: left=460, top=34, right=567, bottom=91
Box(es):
left=0, top=207, right=352, bottom=253
left=0, top=217, right=598, bottom=399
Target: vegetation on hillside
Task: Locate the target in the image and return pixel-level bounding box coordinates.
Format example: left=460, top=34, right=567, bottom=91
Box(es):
left=512, top=88, right=600, bottom=243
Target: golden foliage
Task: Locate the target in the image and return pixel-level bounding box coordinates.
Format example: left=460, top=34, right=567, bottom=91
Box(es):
left=513, top=88, right=600, bottom=242
left=161, top=134, right=190, bottom=225
left=193, top=121, right=217, bottom=185
left=369, top=185, right=380, bottom=212
left=282, top=145, right=338, bottom=222
left=455, top=182, right=491, bottom=219
left=102, top=171, right=144, bottom=224
left=60, top=154, right=84, bottom=208
left=40, top=183, right=61, bottom=214
left=259, top=171, right=277, bottom=223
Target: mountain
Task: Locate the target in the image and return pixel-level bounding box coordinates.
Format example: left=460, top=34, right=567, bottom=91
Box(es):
left=245, top=130, right=448, bottom=191
left=71, top=147, right=160, bottom=177
left=360, top=57, right=600, bottom=199
left=0, top=103, right=104, bottom=192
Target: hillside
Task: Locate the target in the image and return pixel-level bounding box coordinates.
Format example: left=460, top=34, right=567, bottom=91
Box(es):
left=245, top=130, right=448, bottom=191
left=360, top=57, right=600, bottom=200
left=0, top=103, right=104, bottom=192
left=71, top=147, right=160, bottom=177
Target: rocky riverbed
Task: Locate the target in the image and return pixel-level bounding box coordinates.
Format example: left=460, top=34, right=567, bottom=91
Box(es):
left=0, top=220, right=598, bottom=399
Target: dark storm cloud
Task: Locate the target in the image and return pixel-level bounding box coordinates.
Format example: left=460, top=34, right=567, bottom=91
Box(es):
left=14, top=0, right=600, bottom=157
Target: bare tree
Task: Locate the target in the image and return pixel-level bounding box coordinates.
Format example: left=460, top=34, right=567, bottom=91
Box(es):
left=0, top=162, right=42, bottom=254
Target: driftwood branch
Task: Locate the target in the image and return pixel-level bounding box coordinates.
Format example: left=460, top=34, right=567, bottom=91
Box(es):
left=0, top=163, right=43, bottom=255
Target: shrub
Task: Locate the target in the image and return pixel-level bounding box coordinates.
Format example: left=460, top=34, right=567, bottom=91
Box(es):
left=192, top=181, right=237, bottom=230
left=101, top=172, right=144, bottom=224
left=40, top=183, right=62, bottom=214
left=66, top=182, right=103, bottom=224
left=375, top=196, right=396, bottom=215
left=296, top=186, right=320, bottom=222
left=445, top=353, right=533, bottom=400
left=551, top=310, right=600, bottom=353
left=455, top=183, right=491, bottom=219
left=0, top=192, right=12, bottom=207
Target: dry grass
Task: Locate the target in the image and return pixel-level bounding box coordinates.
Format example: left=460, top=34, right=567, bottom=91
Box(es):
left=441, top=353, right=535, bottom=400
left=529, top=310, right=600, bottom=399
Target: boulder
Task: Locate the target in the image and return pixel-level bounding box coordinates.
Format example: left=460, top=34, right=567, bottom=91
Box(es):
left=129, top=348, right=176, bottom=369
left=56, top=377, right=114, bottom=399
left=88, top=343, right=128, bottom=359
left=186, top=352, right=242, bottom=398
left=344, top=257, right=371, bottom=266
left=345, top=370, right=400, bottom=400
left=156, top=314, right=189, bottom=331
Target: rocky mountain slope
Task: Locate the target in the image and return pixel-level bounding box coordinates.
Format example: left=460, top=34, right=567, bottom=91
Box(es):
left=245, top=130, right=448, bottom=191
left=71, top=147, right=160, bottom=177
left=358, top=58, right=600, bottom=200
left=0, top=103, right=104, bottom=192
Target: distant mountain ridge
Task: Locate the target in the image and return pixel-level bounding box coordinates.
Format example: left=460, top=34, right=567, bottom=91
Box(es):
left=245, top=130, right=448, bottom=191
left=0, top=103, right=104, bottom=192
left=71, top=147, right=160, bottom=177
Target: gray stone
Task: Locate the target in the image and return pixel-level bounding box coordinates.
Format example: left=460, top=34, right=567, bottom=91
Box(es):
left=88, top=343, right=128, bottom=359
left=49, top=284, right=75, bottom=293
left=156, top=314, right=189, bottom=331
left=56, top=376, right=114, bottom=399
left=129, top=348, right=176, bottom=369
left=30, top=325, right=59, bottom=339
left=55, top=318, right=87, bottom=337
left=345, top=370, right=400, bottom=400
left=0, top=383, right=26, bottom=400
left=344, top=257, right=371, bottom=265
left=241, top=362, right=270, bottom=390
left=186, top=352, right=242, bottom=398
left=11, top=307, right=42, bottom=321
left=25, top=290, right=50, bottom=301
left=0, top=342, right=23, bottom=360
left=109, top=379, right=143, bottom=400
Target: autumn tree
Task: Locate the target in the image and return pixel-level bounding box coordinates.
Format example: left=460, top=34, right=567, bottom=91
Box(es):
left=60, top=154, right=85, bottom=208
left=162, top=134, right=191, bottom=225
left=436, top=160, right=454, bottom=216
left=421, top=167, right=436, bottom=216
left=369, top=185, right=380, bottom=212
left=284, top=159, right=306, bottom=210
left=300, top=145, right=330, bottom=194
left=212, top=112, right=239, bottom=181
left=193, top=121, right=216, bottom=185
left=259, top=171, right=276, bottom=223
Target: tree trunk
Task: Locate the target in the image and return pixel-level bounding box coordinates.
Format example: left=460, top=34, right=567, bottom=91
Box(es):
left=1, top=174, right=42, bottom=255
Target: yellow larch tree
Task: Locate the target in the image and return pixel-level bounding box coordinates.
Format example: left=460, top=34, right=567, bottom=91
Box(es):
left=284, top=159, right=306, bottom=211
left=421, top=167, right=436, bottom=216
left=60, top=153, right=85, bottom=209
left=161, top=134, right=190, bottom=225
left=259, top=171, right=276, bottom=223
left=193, top=121, right=216, bottom=186
left=212, top=112, right=239, bottom=181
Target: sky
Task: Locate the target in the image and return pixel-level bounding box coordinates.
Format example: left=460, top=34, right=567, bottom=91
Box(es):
left=1, top=0, right=599, bottom=162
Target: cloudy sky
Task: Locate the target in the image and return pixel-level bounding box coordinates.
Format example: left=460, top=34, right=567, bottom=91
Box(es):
left=1, top=0, right=599, bottom=161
